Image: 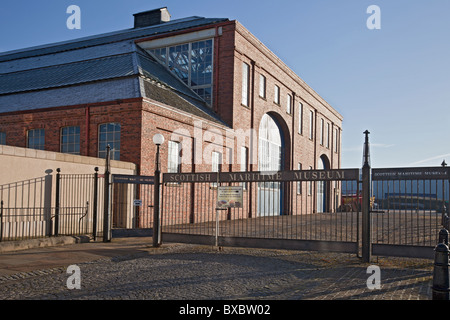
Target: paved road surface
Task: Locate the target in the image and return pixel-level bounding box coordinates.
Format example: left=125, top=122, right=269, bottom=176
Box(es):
left=0, top=237, right=433, bottom=303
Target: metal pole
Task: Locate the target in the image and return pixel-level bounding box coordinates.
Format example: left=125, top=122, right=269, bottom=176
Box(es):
left=362, top=130, right=372, bottom=263
left=153, top=144, right=161, bottom=247
left=103, top=146, right=111, bottom=242
left=54, top=168, right=61, bottom=237
left=93, top=167, right=98, bottom=241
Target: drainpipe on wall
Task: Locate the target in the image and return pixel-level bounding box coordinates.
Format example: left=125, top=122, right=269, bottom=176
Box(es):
left=85, top=106, right=90, bottom=156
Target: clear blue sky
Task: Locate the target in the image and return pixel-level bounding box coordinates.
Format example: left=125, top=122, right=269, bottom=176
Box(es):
left=1, top=0, right=449, bottom=169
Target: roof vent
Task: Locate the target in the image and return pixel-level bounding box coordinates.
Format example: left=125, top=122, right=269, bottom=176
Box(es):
left=133, top=7, right=171, bottom=28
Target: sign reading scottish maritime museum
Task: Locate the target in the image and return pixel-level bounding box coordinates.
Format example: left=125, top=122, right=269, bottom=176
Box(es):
left=164, top=169, right=358, bottom=184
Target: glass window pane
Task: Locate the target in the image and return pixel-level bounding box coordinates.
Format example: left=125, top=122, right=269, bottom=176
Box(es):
left=99, top=123, right=120, bottom=160
left=0, top=132, right=5, bottom=145
left=27, top=129, right=45, bottom=150
left=61, top=126, right=80, bottom=155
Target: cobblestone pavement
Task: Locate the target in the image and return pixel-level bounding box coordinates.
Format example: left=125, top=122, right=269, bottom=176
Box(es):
left=0, top=241, right=433, bottom=302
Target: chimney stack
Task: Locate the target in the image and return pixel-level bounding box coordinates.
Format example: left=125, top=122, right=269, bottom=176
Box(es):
left=133, top=7, right=171, bottom=28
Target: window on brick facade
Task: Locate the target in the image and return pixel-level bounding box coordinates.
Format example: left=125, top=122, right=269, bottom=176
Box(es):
left=168, top=141, right=181, bottom=173
left=286, top=94, right=292, bottom=114
left=61, top=126, right=80, bottom=155
left=335, top=128, right=339, bottom=153
left=326, top=122, right=330, bottom=149
left=259, top=74, right=266, bottom=98
left=27, top=129, right=45, bottom=150
left=242, top=62, right=250, bottom=106
left=0, top=132, right=5, bottom=145
left=297, top=162, right=302, bottom=195
left=274, top=85, right=280, bottom=105
left=298, top=102, right=303, bottom=135
left=98, top=123, right=120, bottom=161
left=309, top=110, right=314, bottom=140
left=308, top=166, right=313, bottom=195
left=320, top=118, right=324, bottom=145
left=240, top=146, right=248, bottom=190
left=149, top=39, right=214, bottom=106
left=211, top=151, right=222, bottom=187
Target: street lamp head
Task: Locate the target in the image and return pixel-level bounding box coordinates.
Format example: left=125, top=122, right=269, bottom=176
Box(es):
left=153, top=133, right=165, bottom=146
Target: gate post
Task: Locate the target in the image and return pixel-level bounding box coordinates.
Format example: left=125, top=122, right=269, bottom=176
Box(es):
left=362, top=130, right=372, bottom=263
left=153, top=134, right=164, bottom=247
left=103, top=146, right=111, bottom=243
left=432, top=242, right=450, bottom=300
left=93, top=167, right=99, bottom=241
left=54, top=168, right=61, bottom=237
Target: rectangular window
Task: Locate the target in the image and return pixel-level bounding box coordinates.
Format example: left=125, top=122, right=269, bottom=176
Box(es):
left=98, top=123, right=120, bottom=161
left=259, top=74, right=266, bottom=98
left=308, top=166, right=313, bottom=195
left=335, top=128, right=339, bottom=153
left=0, top=132, right=5, bottom=145
left=274, top=85, right=280, bottom=105
left=309, top=110, right=314, bottom=140
left=327, top=123, right=330, bottom=148
left=298, top=103, right=303, bottom=135
left=27, top=129, right=45, bottom=150
left=320, top=119, right=324, bottom=145
left=168, top=141, right=181, bottom=173
left=297, top=163, right=302, bottom=194
left=286, top=94, right=292, bottom=114
left=242, top=62, right=250, bottom=106
left=61, top=126, right=80, bottom=155
left=211, top=151, right=222, bottom=187
left=240, top=146, right=248, bottom=190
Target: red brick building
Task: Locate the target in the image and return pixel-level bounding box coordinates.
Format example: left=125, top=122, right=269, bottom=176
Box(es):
left=0, top=8, right=343, bottom=219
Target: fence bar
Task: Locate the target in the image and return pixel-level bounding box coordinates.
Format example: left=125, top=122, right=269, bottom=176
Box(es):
left=103, top=146, right=111, bottom=242
left=92, top=167, right=99, bottom=241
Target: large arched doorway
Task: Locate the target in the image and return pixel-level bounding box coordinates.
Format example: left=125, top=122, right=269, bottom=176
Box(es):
left=317, top=155, right=330, bottom=213
left=257, top=114, right=284, bottom=216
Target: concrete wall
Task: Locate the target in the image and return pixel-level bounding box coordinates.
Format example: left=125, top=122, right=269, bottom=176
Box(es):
left=0, top=145, right=138, bottom=239
left=0, top=144, right=136, bottom=186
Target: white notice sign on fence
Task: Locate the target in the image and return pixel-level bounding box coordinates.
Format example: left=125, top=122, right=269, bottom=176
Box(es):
left=217, top=186, right=243, bottom=208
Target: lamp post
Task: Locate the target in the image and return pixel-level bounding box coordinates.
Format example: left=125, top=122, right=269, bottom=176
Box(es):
left=153, top=134, right=164, bottom=247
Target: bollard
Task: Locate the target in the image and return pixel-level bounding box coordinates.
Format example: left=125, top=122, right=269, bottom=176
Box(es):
left=439, top=229, right=449, bottom=246
left=432, top=243, right=450, bottom=300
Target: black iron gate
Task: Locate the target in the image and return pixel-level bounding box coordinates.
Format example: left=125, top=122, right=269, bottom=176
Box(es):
left=110, top=174, right=155, bottom=232
left=370, top=166, right=449, bottom=259
left=161, top=169, right=363, bottom=255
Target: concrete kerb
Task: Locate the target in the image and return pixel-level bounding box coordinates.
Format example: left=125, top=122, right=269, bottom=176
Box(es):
left=0, top=235, right=90, bottom=254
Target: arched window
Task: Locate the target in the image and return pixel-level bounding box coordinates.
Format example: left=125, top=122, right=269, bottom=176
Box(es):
left=258, top=114, right=282, bottom=172
left=258, top=114, right=284, bottom=216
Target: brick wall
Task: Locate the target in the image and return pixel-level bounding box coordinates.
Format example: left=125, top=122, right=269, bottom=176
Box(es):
left=0, top=98, right=144, bottom=168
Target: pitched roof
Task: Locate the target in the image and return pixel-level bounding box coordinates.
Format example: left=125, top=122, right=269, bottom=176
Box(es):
left=0, top=54, right=135, bottom=95
left=0, top=15, right=228, bottom=126
left=0, top=16, right=228, bottom=62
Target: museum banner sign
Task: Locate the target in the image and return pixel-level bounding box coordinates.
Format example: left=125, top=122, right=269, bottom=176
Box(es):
left=372, top=167, right=450, bottom=181
left=163, top=169, right=360, bottom=184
